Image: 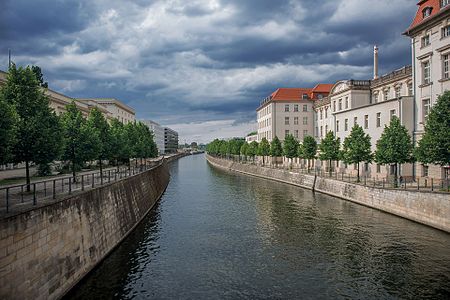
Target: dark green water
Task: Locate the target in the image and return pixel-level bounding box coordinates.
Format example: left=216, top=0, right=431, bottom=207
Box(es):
left=66, top=154, right=450, bottom=299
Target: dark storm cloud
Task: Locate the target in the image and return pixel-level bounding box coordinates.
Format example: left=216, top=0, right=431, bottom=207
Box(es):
left=0, top=0, right=418, bottom=142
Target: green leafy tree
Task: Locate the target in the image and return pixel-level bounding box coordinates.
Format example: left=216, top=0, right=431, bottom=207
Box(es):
left=3, top=65, right=63, bottom=190
left=87, top=107, right=111, bottom=176
left=240, top=142, right=249, bottom=161
left=302, top=135, right=318, bottom=171
left=258, top=137, right=270, bottom=165
left=375, top=116, right=414, bottom=187
left=270, top=136, right=283, bottom=157
left=283, top=134, right=298, bottom=168
left=342, top=124, right=372, bottom=182
left=319, top=131, right=341, bottom=176
left=415, top=91, right=450, bottom=174
left=61, top=102, right=100, bottom=181
left=109, top=119, right=130, bottom=169
left=31, top=65, right=48, bottom=88
left=248, top=141, right=258, bottom=162
left=0, top=94, right=17, bottom=165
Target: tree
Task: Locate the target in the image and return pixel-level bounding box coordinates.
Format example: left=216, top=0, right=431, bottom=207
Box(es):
left=319, top=131, right=341, bottom=176
left=248, top=141, right=258, bottom=162
left=375, top=116, right=414, bottom=187
left=219, top=140, right=228, bottom=157
left=87, top=107, right=111, bottom=176
left=270, top=136, right=283, bottom=157
left=31, top=65, right=48, bottom=88
left=109, top=119, right=130, bottom=169
left=283, top=134, right=298, bottom=168
left=61, top=102, right=100, bottom=181
left=415, top=91, right=450, bottom=175
left=2, top=65, right=63, bottom=190
left=0, top=94, right=17, bottom=165
left=342, top=124, right=372, bottom=182
left=258, top=137, right=270, bottom=165
left=302, top=135, right=318, bottom=171
left=240, top=142, right=249, bottom=161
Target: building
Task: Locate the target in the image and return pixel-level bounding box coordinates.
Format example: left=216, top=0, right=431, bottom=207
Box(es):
left=77, top=98, right=135, bottom=124
left=256, top=84, right=333, bottom=142
left=245, top=133, right=258, bottom=143
left=141, top=120, right=165, bottom=155
left=404, top=0, right=450, bottom=179
left=164, top=127, right=179, bottom=154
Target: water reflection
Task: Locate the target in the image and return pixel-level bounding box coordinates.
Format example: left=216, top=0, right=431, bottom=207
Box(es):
left=67, top=155, right=450, bottom=299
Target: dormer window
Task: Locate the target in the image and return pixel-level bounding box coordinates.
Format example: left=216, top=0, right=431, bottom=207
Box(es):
left=302, top=93, right=308, bottom=99
left=441, top=0, right=450, bottom=9
left=423, top=7, right=432, bottom=18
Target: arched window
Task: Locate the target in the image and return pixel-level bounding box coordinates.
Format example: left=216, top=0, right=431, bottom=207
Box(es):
left=423, top=7, right=432, bottom=18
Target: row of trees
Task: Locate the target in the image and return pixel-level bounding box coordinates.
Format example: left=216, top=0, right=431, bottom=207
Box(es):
left=0, top=65, right=158, bottom=190
left=207, top=91, right=450, bottom=186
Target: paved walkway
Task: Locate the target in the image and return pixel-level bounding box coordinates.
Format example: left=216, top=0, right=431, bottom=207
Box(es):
left=0, top=167, right=37, bottom=181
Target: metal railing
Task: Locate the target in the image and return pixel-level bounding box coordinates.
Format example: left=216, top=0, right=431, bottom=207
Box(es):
left=0, top=159, right=164, bottom=214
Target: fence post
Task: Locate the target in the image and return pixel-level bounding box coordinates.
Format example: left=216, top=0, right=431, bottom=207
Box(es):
left=364, top=176, right=366, bottom=186
left=417, top=178, right=419, bottom=191
left=81, top=175, right=84, bottom=191
left=108, top=170, right=111, bottom=183
left=33, top=183, right=36, bottom=205
left=115, top=169, right=117, bottom=181
left=21, top=185, right=24, bottom=203
left=6, top=188, right=9, bottom=213
left=382, top=178, right=385, bottom=189
left=100, top=170, right=103, bottom=185
left=53, top=180, right=56, bottom=199
left=431, top=178, right=434, bottom=191
left=44, top=181, right=47, bottom=197
left=69, top=178, right=72, bottom=194
left=61, top=178, right=64, bottom=192
left=92, top=173, right=95, bottom=188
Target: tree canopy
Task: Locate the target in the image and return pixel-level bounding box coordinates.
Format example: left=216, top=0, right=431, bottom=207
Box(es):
left=342, top=124, right=372, bottom=182
left=270, top=136, right=283, bottom=157
left=283, top=134, right=298, bottom=158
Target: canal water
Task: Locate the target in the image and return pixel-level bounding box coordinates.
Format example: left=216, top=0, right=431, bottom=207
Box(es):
left=66, top=154, right=450, bottom=299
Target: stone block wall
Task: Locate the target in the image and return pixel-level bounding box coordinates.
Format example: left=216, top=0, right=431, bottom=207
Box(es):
left=0, top=160, right=170, bottom=300
left=206, top=155, right=450, bottom=233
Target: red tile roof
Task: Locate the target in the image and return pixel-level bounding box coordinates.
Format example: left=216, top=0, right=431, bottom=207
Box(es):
left=405, top=0, right=450, bottom=33
left=270, top=88, right=313, bottom=101
left=311, top=83, right=333, bottom=94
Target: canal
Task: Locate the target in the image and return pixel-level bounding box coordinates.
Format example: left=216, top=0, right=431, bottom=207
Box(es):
left=66, top=154, right=450, bottom=299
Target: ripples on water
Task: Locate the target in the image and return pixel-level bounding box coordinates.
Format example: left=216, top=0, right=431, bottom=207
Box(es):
left=66, top=155, right=450, bottom=299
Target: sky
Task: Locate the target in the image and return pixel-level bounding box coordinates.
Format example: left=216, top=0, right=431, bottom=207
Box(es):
left=0, top=0, right=418, bottom=144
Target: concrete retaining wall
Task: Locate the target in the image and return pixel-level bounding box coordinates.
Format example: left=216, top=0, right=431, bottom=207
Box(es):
left=0, top=160, right=170, bottom=300
left=206, top=155, right=450, bottom=233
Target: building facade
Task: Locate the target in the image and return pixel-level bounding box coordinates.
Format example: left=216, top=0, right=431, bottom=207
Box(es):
left=404, top=0, right=450, bottom=179
left=164, top=127, right=179, bottom=154
left=141, top=120, right=165, bottom=155
left=256, top=85, right=332, bottom=143
left=77, top=98, right=135, bottom=124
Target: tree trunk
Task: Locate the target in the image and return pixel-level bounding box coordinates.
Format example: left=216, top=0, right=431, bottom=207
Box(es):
left=99, top=159, right=103, bottom=183
left=394, top=163, right=398, bottom=188
left=357, top=162, right=360, bottom=182
left=263, top=156, right=265, bottom=166
left=329, top=159, right=332, bottom=177
left=72, top=160, right=76, bottom=183
left=25, top=160, right=31, bottom=192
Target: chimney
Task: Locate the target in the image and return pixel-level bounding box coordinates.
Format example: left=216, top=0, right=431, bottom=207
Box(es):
left=373, top=45, right=379, bottom=79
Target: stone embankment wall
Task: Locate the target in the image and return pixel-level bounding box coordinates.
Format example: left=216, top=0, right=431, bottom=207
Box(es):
left=0, top=160, right=171, bottom=300
left=206, top=155, right=450, bottom=233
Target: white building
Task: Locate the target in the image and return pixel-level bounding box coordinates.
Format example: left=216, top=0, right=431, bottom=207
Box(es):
left=141, top=120, right=165, bottom=155
left=404, top=0, right=450, bottom=179
left=77, top=98, right=135, bottom=124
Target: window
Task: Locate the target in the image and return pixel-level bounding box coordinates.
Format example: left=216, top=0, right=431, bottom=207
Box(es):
left=376, top=112, right=381, bottom=127
left=285, top=130, right=290, bottom=137
left=303, top=130, right=308, bottom=137
left=294, top=104, right=299, bottom=112
left=336, top=120, right=340, bottom=132
left=354, top=164, right=357, bottom=170
left=384, top=89, right=389, bottom=101
left=285, top=104, right=290, bottom=112
left=442, top=25, right=450, bottom=38
left=325, top=125, right=328, bottom=133
left=422, top=7, right=432, bottom=19
left=294, top=130, right=299, bottom=139
left=318, top=94, right=323, bottom=99
left=302, top=94, right=308, bottom=100
left=390, top=109, right=396, bottom=120
left=395, top=86, right=401, bottom=98
left=442, top=0, right=450, bottom=8
left=423, top=61, right=431, bottom=84
left=373, top=93, right=378, bottom=103
left=443, top=54, right=449, bottom=79
left=338, top=99, right=342, bottom=110
left=365, top=163, right=369, bottom=172
left=422, top=32, right=431, bottom=47
left=422, top=99, right=430, bottom=122
left=320, top=110, right=323, bottom=120
left=345, top=97, right=349, bottom=109
left=325, top=108, right=328, bottom=118
left=320, top=126, right=323, bottom=137
left=344, top=119, right=348, bottom=131
left=303, top=105, right=308, bottom=112
left=285, top=117, right=290, bottom=125
left=333, top=101, right=336, bottom=112
left=408, top=82, right=413, bottom=96
left=376, top=164, right=381, bottom=173
left=364, top=115, right=369, bottom=129
left=303, top=116, right=308, bottom=125
left=354, top=116, right=358, bottom=126
left=294, top=117, right=299, bottom=125
left=422, top=165, right=429, bottom=177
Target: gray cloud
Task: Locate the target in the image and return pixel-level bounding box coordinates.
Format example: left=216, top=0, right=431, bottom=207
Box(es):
left=0, top=0, right=417, bottom=142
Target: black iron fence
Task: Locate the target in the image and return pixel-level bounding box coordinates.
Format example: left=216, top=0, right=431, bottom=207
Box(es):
left=1, top=159, right=164, bottom=214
